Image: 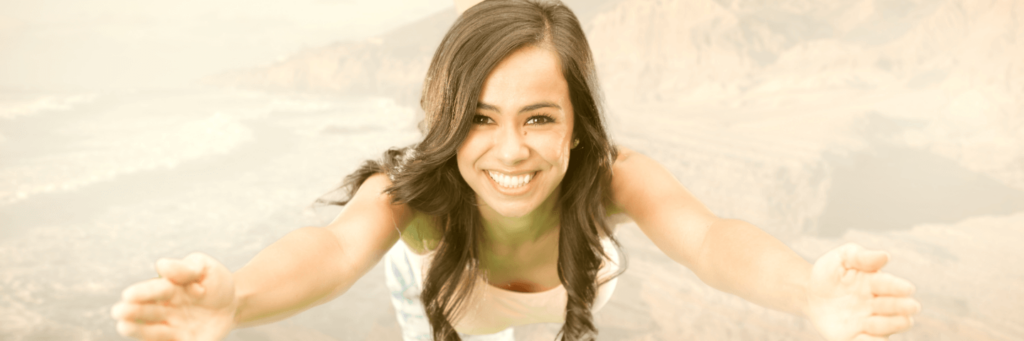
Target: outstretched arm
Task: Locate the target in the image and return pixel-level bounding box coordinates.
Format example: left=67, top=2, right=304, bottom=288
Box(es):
left=233, top=173, right=410, bottom=326
left=609, top=147, right=809, bottom=313
left=232, top=173, right=407, bottom=323
left=609, top=147, right=919, bottom=340
left=112, top=173, right=410, bottom=340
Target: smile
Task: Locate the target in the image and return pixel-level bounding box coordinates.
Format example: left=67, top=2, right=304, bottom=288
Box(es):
left=487, top=170, right=535, bottom=189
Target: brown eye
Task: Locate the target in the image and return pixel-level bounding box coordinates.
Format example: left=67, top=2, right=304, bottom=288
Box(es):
left=473, top=115, right=494, bottom=124
left=526, top=115, right=554, bottom=125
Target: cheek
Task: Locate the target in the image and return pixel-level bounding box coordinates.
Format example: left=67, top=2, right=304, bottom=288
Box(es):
left=531, top=132, right=571, bottom=170
left=457, top=131, right=485, bottom=174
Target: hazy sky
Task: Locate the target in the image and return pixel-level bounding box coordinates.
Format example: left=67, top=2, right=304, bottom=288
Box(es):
left=0, top=0, right=451, bottom=91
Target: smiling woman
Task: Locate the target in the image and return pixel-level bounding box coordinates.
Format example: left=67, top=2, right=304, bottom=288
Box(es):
left=110, top=1, right=921, bottom=340
left=461, top=46, right=574, bottom=220
left=333, top=2, right=622, bottom=338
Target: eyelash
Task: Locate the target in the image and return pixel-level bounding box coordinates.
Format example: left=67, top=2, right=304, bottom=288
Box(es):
left=472, top=114, right=555, bottom=125
left=526, top=114, right=555, bottom=125
left=472, top=115, right=494, bottom=124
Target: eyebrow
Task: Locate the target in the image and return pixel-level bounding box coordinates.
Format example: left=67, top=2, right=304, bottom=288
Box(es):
left=477, top=101, right=561, bottom=114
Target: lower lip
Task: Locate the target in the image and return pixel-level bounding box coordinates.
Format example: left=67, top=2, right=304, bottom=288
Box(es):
left=486, top=171, right=538, bottom=196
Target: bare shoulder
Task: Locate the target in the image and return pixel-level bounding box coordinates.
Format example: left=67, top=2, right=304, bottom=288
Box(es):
left=611, top=146, right=658, bottom=172
left=610, top=145, right=655, bottom=181
left=608, top=146, right=715, bottom=222
left=600, top=146, right=642, bottom=234
left=607, top=146, right=719, bottom=268
left=352, top=174, right=441, bottom=255
left=334, top=173, right=410, bottom=222
left=608, top=146, right=670, bottom=212
left=323, top=173, right=412, bottom=264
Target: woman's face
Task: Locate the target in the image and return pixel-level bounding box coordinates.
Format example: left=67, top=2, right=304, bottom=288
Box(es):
left=457, top=45, right=575, bottom=218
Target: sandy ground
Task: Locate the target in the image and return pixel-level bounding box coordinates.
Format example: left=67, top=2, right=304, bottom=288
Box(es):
left=3, top=87, right=1019, bottom=340
left=2, top=0, right=1022, bottom=339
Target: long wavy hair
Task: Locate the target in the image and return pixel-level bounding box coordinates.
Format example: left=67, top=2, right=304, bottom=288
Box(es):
left=329, top=0, right=624, bottom=339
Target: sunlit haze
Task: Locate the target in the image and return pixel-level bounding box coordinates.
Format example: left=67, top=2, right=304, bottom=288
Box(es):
left=1, top=0, right=1021, bottom=340
left=0, top=0, right=450, bottom=90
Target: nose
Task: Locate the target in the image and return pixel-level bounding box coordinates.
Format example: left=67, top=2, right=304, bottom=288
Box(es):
left=494, top=123, right=529, bottom=166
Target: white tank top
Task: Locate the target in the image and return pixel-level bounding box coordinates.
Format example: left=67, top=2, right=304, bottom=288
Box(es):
left=400, top=238, right=622, bottom=335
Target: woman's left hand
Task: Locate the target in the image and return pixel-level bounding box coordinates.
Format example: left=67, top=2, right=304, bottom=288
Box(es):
left=806, top=243, right=921, bottom=341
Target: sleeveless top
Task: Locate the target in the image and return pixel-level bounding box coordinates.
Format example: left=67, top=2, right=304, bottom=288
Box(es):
left=398, top=237, right=622, bottom=335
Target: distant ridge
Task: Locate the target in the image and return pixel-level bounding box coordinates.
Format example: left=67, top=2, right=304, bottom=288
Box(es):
left=209, top=8, right=458, bottom=107
left=210, top=0, right=1023, bottom=191
left=207, top=0, right=625, bottom=107
left=211, top=0, right=1021, bottom=110
left=588, top=0, right=1023, bottom=105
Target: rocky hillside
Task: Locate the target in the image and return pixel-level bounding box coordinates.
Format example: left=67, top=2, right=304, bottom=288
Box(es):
left=211, top=0, right=1022, bottom=123
left=590, top=0, right=1022, bottom=103
left=586, top=0, right=1023, bottom=191
left=210, top=8, right=454, bottom=106
left=209, top=0, right=624, bottom=106
left=210, top=0, right=1024, bottom=234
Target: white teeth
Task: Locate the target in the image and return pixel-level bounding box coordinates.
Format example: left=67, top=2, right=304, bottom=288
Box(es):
left=488, top=171, right=533, bottom=189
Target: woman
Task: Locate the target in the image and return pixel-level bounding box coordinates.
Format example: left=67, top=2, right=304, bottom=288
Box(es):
left=110, top=1, right=920, bottom=340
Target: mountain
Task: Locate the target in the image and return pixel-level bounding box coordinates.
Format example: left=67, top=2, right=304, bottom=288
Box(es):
left=210, top=0, right=1022, bottom=116
left=589, top=0, right=1023, bottom=104
left=210, top=8, right=456, bottom=106
left=585, top=0, right=1023, bottom=193
left=209, top=0, right=625, bottom=107
left=209, top=0, right=1024, bottom=227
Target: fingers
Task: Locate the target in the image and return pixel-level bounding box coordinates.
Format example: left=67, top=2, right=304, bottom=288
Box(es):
left=871, top=296, right=921, bottom=316
left=111, top=302, right=169, bottom=323
left=156, top=253, right=208, bottom=285
left=122, top=278, right=177, bottom=303
left=870, top=272, right=916, bottom=296
left=116, top=320, right=176, bottom=341
left=863, top=315, right=914, bottom=336
left=839, top=243, right=889, bottom=272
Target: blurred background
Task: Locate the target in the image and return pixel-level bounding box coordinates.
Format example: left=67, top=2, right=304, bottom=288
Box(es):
left=1, top=0, right=1022, bottom=340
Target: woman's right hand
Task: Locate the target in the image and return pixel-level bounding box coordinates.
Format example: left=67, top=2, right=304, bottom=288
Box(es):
left=112, top=253, right=237, bottom=341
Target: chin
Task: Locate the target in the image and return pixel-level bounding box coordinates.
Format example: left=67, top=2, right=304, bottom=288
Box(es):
left=488, top=202, right=538, bottom=218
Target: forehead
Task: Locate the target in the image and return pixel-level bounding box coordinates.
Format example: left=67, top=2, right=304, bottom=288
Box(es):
left=478, top=46, right=570, bottom=111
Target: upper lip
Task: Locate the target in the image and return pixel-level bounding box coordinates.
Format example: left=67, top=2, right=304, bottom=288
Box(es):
left=487, top=169, right=536, bottom=176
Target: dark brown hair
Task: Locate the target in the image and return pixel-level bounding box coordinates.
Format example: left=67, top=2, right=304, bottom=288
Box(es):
left=331, top=0, right=624, bottom=339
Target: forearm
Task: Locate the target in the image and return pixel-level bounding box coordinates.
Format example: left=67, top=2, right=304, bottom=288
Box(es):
left=231, top=226, right=355, bottom=327
left=694, top=219, right=811, bottom=316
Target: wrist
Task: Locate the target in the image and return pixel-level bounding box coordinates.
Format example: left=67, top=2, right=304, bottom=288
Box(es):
left=795, top=261, right=812, bottom=319
left=230, top=279, right=251, bottom=328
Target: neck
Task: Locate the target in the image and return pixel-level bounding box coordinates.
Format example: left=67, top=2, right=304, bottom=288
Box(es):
left=478, top=191, right=561, bottom=249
